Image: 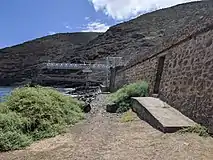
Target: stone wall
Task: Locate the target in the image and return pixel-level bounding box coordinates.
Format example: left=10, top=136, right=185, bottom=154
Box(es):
left=115, top=58, right=158, bottom=93
left=114, top=27, right=213, bottom=133
left=159, top=29, right=213, bottom=132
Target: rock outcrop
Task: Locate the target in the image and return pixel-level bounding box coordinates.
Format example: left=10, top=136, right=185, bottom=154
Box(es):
left=68, top=1, right=213, bottom=64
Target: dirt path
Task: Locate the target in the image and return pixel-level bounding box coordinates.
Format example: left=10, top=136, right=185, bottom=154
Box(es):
left=1, top=94, right=213, bottom=160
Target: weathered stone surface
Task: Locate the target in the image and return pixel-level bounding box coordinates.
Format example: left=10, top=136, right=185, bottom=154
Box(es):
left=159, top=29, right=213, bottom=133
left=132, top=97, right=196, bottom=133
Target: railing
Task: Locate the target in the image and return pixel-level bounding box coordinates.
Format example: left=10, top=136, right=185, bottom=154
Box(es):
left=41, top=63, right=109, bottom=70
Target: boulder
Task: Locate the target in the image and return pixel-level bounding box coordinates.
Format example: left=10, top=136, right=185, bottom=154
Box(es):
left=106, top=102, right=118, bottom=113
left=83, top=103, right=91, bottom=113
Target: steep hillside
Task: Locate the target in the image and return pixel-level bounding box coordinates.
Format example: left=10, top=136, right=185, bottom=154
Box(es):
left=1, top=1, right=213, bottom=85
left=60, top=1, right=213, bottom=64
left=0, top=32, right=102, bottom=85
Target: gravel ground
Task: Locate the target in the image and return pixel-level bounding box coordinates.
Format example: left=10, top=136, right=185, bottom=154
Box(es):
left=1, top=94, right=213, bottom=160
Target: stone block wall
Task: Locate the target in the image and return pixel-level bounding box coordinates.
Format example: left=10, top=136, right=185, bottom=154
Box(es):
left=159, top=30, right=213, bottom=132
left=115, top=58, right=158, bottom=93
left=113, top=27, right=213, bottom=132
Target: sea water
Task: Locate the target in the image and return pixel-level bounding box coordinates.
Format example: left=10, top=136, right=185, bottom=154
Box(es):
left=0, top=87, right=13, bottom=102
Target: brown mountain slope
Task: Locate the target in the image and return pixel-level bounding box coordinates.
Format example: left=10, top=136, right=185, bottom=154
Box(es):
left=0, top=32, right=102, bottom=85
left=60, top=1, right=213, bottom=64
left=1, top=1, right=213, bottom=85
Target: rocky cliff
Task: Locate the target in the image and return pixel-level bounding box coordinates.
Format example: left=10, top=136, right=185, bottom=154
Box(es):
left=1, top=1, right=213, bottom=85
left=0, top=32, right=102, bottom=85
left=66, top=1, right=213, bottom=64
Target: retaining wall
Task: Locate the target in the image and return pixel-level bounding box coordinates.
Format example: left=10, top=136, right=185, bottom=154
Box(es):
left=113, top=26, right=213, bottom=132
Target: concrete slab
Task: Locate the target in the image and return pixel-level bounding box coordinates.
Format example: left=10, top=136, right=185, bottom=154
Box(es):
left=131, top=97, right=196, bottom=133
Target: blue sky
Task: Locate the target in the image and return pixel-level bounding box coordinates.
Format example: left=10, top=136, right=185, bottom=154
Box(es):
left=0, top=0, right=196, bottom=48
left=0, top=0, right=115, bottom=48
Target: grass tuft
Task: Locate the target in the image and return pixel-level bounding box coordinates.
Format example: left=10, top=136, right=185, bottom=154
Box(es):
left=120, top=110, right=135, bottom=123
left=179, top=124, right=209, bottom=137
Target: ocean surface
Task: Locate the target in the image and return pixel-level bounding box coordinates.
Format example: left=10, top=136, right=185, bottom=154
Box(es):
left=0, top=87, right=73, bottom=102
left=0, top=86, right=81, bottom=102
left=0, top=87, right=14, bottom=102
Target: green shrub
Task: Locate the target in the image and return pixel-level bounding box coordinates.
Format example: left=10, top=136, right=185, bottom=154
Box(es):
left=0, top=86, right=84, bottom=151
left=0, top=103, right=9, bottom=113
left=109, top=81, right=148, bottom=113
left=0, top=131, right=32, bottom=151
left=0, top=112, right=27, bottom=132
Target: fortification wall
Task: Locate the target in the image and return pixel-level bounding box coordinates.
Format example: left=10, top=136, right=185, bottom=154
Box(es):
left=159, top=29, right=213, bottom=132
left=114, top=26, right=213, bottom=132
left=115, top=58, right=158, bottom=93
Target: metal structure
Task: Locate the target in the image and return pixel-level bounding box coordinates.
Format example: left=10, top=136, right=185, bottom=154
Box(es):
left=35, top=57, right=124, bottom=87
left=41, top=62, right=109, bottom=70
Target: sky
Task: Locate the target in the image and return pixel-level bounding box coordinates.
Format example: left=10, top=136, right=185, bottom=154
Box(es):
left=0, top=0, right=198, bottom=48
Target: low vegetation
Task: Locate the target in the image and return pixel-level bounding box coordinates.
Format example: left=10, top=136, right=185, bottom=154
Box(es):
left=109, top=81, right=148, bottom=113
left=0, top=86, right=84, bottom=151
left=179, top=124, right=209, bottom=137
left=120, top=110, right=135, bottom=123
